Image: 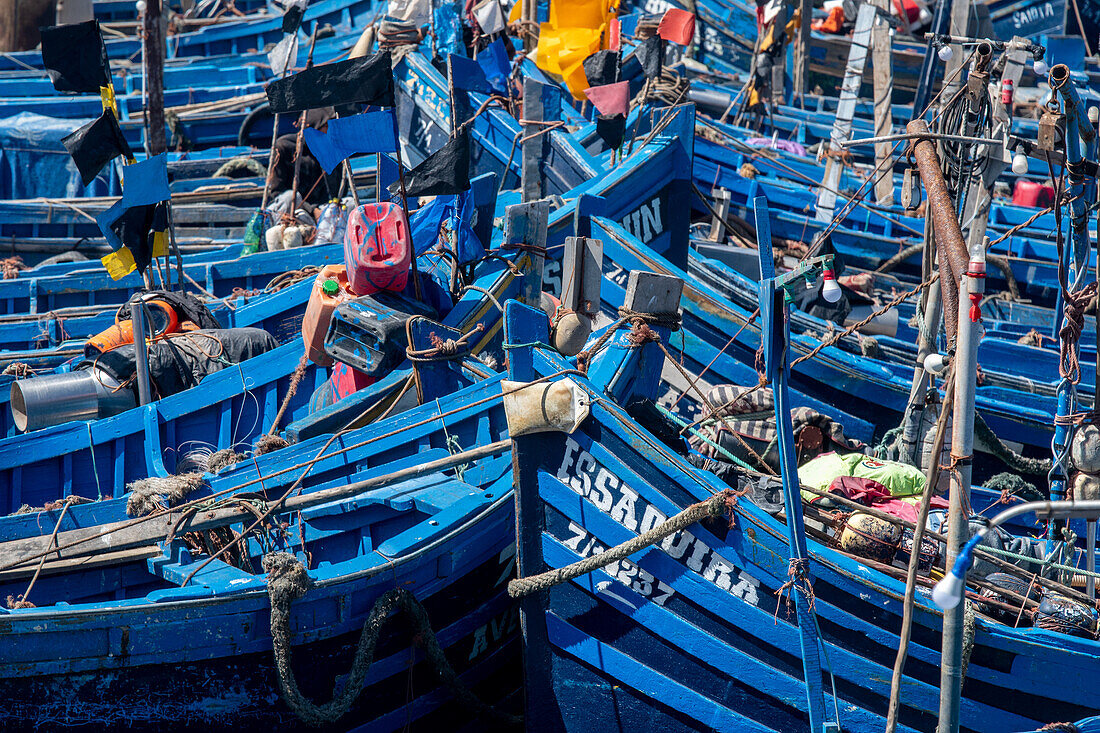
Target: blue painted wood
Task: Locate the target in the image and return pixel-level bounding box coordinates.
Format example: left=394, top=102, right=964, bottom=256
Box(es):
left=0, top=376, right=521, bottom=727
left=755, top=196, right=830, bottom=732
left=509, top=308, right=1099, bottom=731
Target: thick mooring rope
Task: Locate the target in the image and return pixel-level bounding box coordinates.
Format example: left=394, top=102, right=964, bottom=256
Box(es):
left=265, top=552, right=521, bottom=728
left=507, top=489, right=738, bottom=598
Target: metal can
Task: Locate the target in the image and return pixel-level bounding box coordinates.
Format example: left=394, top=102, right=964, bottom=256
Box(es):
left=1001, top=78, right=1014, bottom=105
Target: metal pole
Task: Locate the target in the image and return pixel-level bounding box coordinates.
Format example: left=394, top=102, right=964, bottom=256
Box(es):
left=938, top=248, right=984, bottom=733
left=131, top=296, right=154, bottom=406
left=901, top=276, right=942, bottom=463
left=1048, top=64, right=1093, bottom=523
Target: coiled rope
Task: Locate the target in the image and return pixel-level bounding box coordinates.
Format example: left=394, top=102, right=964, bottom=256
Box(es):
left=265, top=552, right=521, bottom=728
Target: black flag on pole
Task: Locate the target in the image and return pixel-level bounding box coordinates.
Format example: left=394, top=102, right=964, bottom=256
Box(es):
left=62, top=109, right=133, bottom=186
left=635, top=36, right=665, bottom=79
left=596, top=114, right=626, bottom=151
left=390, top=130, right=471, bottom=198
left=265, top=51, right=395, bottom=113
left=281, top=0, right=306, bottom=33
left=583, top=50, right=619, bottom=87
left=40, top=20, right=111, bottom=93
left=107, top=201, right=169, bottom=276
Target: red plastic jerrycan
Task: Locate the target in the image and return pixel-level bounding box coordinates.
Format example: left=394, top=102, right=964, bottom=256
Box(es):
left=343, top=202, right=412, bottom=296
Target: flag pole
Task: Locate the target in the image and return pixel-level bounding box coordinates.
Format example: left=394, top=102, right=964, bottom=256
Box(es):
left=392, top=143, right=423, bottom=299
left=289, top=26, right=320, bottom=211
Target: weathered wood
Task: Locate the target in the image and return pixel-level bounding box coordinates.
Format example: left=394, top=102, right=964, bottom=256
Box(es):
left=793, top=0, right=811, bottom=99
left=0, top=440, right=513, bottom=570
left=816, top=3, right=876, bottom=222
left=870, top=0, right=895, bottom=206
left=941, top=0, right=973, bottom=108
left=143, top=0, right=168, bottom=155
left=708, top=188, right=731, bottom=241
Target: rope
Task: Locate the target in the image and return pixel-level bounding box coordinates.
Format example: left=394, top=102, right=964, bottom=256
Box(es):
left=2, top=362, right=34, bottom=378
left=973, top=414, right=1052, bottom=475
left=960, top=599, right=976, bottom=681
left=265, top=553, right=521, bottom=727
left=791, top=276, right=937, bottom=370
left=268, top=353, right=310, bottom=436
left=508, top=489, right=739, bottom=598
left=1059, top=282, right=1097, bottom=382
left=405, top=323, right=484, bottom=362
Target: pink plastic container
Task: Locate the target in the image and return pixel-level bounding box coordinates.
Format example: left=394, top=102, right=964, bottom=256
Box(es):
left=1013, top=180, right=1055, bottom=208
left=343, top=203, right=412, bottom=296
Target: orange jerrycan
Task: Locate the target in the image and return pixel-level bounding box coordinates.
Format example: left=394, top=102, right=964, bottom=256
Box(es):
left=303, top=264, right=355, bottom=366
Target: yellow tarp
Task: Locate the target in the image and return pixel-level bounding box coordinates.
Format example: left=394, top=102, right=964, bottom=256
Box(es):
left=533, top=0, right=619, bottom=99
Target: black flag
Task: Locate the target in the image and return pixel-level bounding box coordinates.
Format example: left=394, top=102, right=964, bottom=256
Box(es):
left=583, top=50, right=619, bottom=87
left=596, top=114, right=626, bottom=151
left=635, top=36, right=665, bottom=79
left=62, top=109, right=133, bottom=186
left=281, top=0, right=305, bottom=33
left=40, top=20, right=111, bottom=93
left=391, top=130, right=471, bottom=198
left=108, top=201, right=169, bottom=275
left=266, top=51, right=395, bottom=113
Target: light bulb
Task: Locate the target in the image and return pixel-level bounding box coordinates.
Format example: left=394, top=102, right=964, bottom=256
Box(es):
left=820, top=269, right=842, bottom=303
left=136, top=0, right=146, bottom=11
left=923, top=352, right=946, bottom=374
left=1034, top=59, right=1049, bottom=76
left=932, top=570, right=966, bottom=610
left=938, top=45, right=954, bottom=62
left=1012, top=151, right=1029, bottom=174
left=918, top=7, right=931, bottom=22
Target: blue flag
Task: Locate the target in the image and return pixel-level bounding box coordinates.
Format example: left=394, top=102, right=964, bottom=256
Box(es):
left=303, top=110, right=398, bottom=174
left=478, top=39, right=511, bottom=95
left=120, top=153, right=170, bottom=206
left=449, top=54, right=490, bottom=94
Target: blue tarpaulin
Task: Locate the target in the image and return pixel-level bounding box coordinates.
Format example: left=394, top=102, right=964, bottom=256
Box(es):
left=0, top=112, right=122, bottom=199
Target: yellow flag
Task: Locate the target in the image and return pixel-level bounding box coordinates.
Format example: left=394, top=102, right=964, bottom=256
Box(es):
left=101, top=246, right=138, bottom=280
left=534, top=0, right=620, bottom=99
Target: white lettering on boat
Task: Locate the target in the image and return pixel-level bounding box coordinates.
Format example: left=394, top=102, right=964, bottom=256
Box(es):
left=1012, top=1, right=1056, bottom=30
left=621, top=196, right=665, bottom=242
left=554, top=437, right=760, bottom=606
left=468, top=605, right=519, bottom=660
left=561, top=520, right=675, bottom=605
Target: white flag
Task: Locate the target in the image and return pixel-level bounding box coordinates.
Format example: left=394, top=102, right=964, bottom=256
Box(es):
left=268, top=34, right=299, bottom=76
left=474, top=0, right=506, bottom=34
left=387, top=0, right=431, bottom=26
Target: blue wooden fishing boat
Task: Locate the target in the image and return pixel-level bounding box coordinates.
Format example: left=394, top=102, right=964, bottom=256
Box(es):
left=505, top=292, right=1100, bottom=732
left=0, top=372, right=521, bottom=730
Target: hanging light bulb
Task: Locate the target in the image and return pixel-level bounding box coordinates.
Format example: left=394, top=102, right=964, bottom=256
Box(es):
left=1012, top=151, right=1030, bottom=175
left=136, top=0, right=146, bottom=11
left=820, top=268, right=842, bottom=303
left=918, top=7, right=932, bottom=23
left=1034, top=58, right=1049, bottom=76
left=937, top=44, right=954, bottom=62
left=923, top=352, right=946, bottom=374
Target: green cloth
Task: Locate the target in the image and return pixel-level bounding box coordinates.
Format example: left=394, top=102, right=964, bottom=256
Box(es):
left=797, top=451, right=926, bottom=502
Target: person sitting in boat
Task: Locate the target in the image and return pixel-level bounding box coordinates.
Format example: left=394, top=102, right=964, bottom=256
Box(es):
left=268, top=107, right=338, bottom=213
